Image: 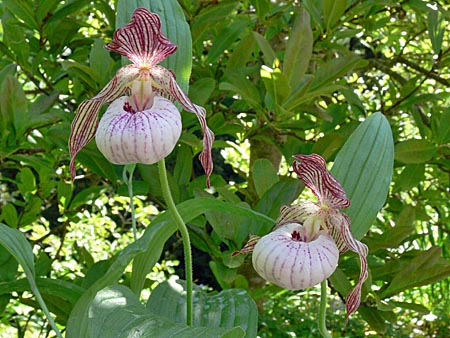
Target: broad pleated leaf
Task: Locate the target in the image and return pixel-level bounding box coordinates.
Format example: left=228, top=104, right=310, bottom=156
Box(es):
left=88, top=285, right=244, bottom=338
left=331, top=112, right=394, bottom=239
left=147, top=279, right=258, bottom=337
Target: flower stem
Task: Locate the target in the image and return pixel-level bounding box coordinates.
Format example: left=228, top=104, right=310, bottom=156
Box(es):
left=318, top=280, right=332, bottom=338
left=123, top=164, right=138, bottom=241
left=158, top=158, right=193, bottom=326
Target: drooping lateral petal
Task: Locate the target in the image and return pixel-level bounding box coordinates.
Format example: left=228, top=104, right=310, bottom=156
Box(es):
left=106, top=8, right=177, bottom=67
left=69, top=66, right=140, bottom=178
left=293, top=154, right=350, bottom=209
left=232, top=235, right=260, bottom=256
left=151, top=65, right=215, bottom=187
left=333, top=213, right=369, bottom=319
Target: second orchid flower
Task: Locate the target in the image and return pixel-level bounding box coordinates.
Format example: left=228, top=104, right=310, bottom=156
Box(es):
left=236, top=154, right=369, bottom=319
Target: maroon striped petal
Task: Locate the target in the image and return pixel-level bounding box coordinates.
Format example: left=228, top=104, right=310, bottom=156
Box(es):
left=293, top=154, right=350, bottom=209
left=69, top=65, right=140, bottom=178
left=106, top=8, right=177, bottom=67
left=275, top=202, right=320, bottom=230
left=232, top=235, right=260, bottom=256
left=332, top=213, right=369, bottom=319
left=151, top=65, right=215, bottom=187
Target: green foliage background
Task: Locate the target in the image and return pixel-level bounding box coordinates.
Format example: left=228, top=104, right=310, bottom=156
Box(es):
left=0, top=0, right=449, bottom=337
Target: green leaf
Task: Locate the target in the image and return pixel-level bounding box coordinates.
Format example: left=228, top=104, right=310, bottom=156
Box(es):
left=311, top=131, right=345, bottom=160
left=0, top=224, right=62, bottom=337
left=394, top=139, right=437, bottom=164
left=189, top=78, right=217, bottom=106
left=365, top=205, right=415, bottom=252
left=254, top=178, right=302, bottom=221
left=3, top=0, right=39, bottom=30
left=283, top=9, right=313, bottom=87
left=46, top=0, right=90, bottom=24
left=16, top=167, right=36, bottom=195
left=252, top=159, right=279, bottom=198
left=0, top=75, right=28, bottom=142
left=62, top=61, right=103, bottom=92
left=260, top=66, right=290, bottom=109
left=0, top=224, right=35, bottom=286
left=393, top=164, right=425, bottom=192
left=67, top=219, right=175, bottom=338
left=0, top=245, right=18, bottom=282
left=1, top=204, right=18, bottom=228
left=147, top=279, right=257, bottom=337
left=323, top=0, right=347, bottom=31
left=18, top=196, right=42, bottom=227
left=29, top=91, right=60, bottom=115
left=427, top=8, right=445, bottom=55
left=205, top=202, right=257, bottom=247
left=88, top=284, right=245, bottom=338
left=0, top=277, right=85, bottom=323
left=358, top=305, right=387, bottom=334
left=380, top=246, right=450, bottom=299
left=311, top=55, right=365, bottom=91
left=390, top=301, right=429, bottom=314
left=76, top=145, right=119, bottom=183
left=207, top=17, right=249, bottom=63
left=331, top=112, right=394, bottom=239
left=252, top=32, right=277, bottom=67
left=174, top=144, right=194, bottom=190
left=191, top=2, right=239, bottom=46
left=220, top=70, right=263, bottom=111
left=117, top=0, right=192, bottom=93
left=89, top=39, right=113, bottom=86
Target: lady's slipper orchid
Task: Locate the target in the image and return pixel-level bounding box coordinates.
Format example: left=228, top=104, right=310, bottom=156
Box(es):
left=68, top=8, right=214, bottom=186
left=235, top=154, right=368, bottom=319
left=252, top=222, right=339, bottom=290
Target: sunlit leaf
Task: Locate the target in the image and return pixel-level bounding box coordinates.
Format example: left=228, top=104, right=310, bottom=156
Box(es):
left=283, top=9, right=313, bottom=87
left=147, top=279, right=257, bottom=337
left=88, top=285, right=245, bottom=338
left=394, top=139, right=437, bottom=164
left=331, top=112, right=394, bottom=239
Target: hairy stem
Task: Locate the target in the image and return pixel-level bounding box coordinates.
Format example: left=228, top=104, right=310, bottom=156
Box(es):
left=123, top=164, right=138, bottom=241
left=158, top=159, right=193, bottom=326
left=318, top=280, right=332, bottom=338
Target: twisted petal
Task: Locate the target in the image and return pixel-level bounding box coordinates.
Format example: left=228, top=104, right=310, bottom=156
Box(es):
left=106, top=8, right=177, bottom=66
left=329, top=212, right=369, bottom=319
left=293, top=154, right=350, bottom=209
left=69, top=66, right=140, bottom=178
left=151, top=65, right=215, bottom=187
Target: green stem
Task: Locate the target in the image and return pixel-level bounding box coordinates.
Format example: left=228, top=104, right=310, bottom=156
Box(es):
left=158, top=158, right=193, bottom=326
left=29, top=280, right=63, bottom=338
left=318, top=280, right=332, bottom=338
left=123, top=164, right=137, bottom=241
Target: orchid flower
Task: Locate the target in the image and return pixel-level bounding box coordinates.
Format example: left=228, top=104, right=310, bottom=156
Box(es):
left=68, top=8, right=214, bottom=186
left=235, top=154, right=368, bottom=319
